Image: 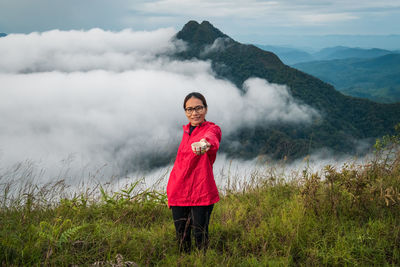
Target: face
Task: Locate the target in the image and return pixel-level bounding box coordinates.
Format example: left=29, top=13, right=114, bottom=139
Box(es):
left=185, top=97, right=207, bottom=126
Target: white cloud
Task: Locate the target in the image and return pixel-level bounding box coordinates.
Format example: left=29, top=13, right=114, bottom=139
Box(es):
left=200, top=37, right=234, bottom=57
left=300, top=13, right=358, bottom=24
left=0, top=28, right=185, bottom=73
left=136, top=0, right=279, bottom=18
left=0, top=28, right=318, bottom=183
left=132, top=0, right=400, bottom=25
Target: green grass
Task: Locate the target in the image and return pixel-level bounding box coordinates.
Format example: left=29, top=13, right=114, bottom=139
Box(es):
left=1, top=133, right=400, bottom=266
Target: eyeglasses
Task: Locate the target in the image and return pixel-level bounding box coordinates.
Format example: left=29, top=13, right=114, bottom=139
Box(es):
left=185, top=105, right=205, bottom=114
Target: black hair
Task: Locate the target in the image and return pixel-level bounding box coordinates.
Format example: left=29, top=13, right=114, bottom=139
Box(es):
left=183, top=92, right=208, bottom=109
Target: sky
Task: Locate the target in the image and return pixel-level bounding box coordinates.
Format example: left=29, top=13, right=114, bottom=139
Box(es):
left=1, top=0, right=400, bottom=49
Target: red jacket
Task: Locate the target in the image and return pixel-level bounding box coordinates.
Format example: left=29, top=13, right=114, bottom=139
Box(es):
left=167, top=121, right=221, bottom=207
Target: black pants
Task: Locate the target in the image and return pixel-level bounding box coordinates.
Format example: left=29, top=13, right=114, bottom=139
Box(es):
left=171, top=205, right=214, bottom=253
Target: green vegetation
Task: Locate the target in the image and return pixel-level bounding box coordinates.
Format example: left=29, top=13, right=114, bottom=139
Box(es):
left=293, top=54, right=400, bottom=103
left=2, top=128, right=400, bottom=266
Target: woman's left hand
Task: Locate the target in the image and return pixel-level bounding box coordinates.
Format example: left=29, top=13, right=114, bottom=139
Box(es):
left=194, top=139, right=211, bottom=155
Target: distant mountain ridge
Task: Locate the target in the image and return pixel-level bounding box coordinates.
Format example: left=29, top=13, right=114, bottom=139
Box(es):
left=174, top=21, right=400, bottom=160
left=314, top=46, right=395, bottom=61
left=256, top=44, right=398, bottom=65
left=0, top=33, right=7, bottom=37
left=255, top=45, right=314, bottom=65
left=293, top=54, right=400, bottom=103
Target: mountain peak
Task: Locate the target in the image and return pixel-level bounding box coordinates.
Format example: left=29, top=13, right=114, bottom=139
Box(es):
left=176, top=20, right=228, bottom=45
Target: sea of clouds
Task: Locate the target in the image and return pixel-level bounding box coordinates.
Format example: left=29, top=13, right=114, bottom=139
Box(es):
left=0, top=27, right=322, bottom=188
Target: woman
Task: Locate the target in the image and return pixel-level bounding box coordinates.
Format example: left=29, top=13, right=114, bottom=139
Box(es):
left=167, top=92, right=222, bottom=253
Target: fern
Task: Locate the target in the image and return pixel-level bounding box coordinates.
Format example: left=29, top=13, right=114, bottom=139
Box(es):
left=57, top=225, right=86, bottom=248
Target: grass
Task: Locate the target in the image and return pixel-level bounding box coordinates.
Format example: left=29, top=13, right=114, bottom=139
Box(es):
left=1, top=130, right=400, bottom=266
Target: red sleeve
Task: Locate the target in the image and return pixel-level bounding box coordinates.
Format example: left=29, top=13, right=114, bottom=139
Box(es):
left=203, top=125, right=222, bottom=153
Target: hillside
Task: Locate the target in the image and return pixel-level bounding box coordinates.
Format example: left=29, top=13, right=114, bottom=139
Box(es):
left=174, top=21, right=400, bottom=160
left=255, top=44, right=314, bottom=65
left=256, top=44, right=398, bottom=65
left=2, top=135, right=400, bottom=265
left=293, top=54, right=400, bottom=103
left=313, top=46, right=394, bottom=61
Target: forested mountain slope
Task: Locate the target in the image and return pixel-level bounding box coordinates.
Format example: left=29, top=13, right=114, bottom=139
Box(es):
left=293, top=54, right=400, bottom=103
left=174, top=21, right=400, bottom=159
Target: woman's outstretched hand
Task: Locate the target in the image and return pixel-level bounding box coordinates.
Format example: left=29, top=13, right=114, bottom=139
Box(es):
left=192, top=139, right=211, bottom=155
